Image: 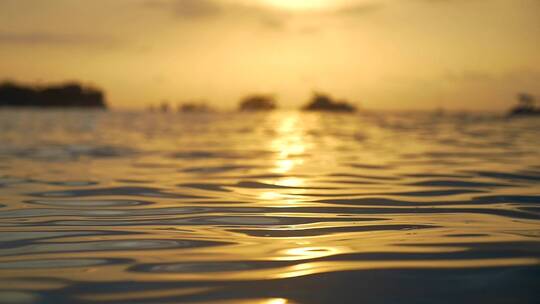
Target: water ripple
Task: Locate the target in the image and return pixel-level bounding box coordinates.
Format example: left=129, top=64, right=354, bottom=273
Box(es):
left=28, top=187, right=207, bottom=199
left=0, top=111, right=539, bottom=303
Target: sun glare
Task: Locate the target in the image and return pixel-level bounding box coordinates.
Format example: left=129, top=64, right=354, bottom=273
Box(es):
left=262, top=0, right=330, bottom=11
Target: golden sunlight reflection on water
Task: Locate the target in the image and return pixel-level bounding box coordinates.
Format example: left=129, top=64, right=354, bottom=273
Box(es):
left=0, top=110, right=539, bottom=303
left=270, top=114, right=308, bottom=173
left=261, top=113, right=310, bottom=204
left=195, top=297, right=292, bottom=304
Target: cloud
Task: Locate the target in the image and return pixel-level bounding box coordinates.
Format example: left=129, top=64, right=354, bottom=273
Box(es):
left=445, top=70, right=495, bottom=82
left=144, top=0, right=287, bottom=29
left=445, top=68, right=540, bottom=87
left=334, top=3, right=385, bottom=16
left=0, top=31, right=116, bottom=47
left=142, top=0, right=391, bottom=31
left=144, top=0, right=222, bottom=19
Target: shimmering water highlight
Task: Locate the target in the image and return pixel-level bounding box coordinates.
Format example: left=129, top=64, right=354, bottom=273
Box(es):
left=0, top=110, right=539, bottom=303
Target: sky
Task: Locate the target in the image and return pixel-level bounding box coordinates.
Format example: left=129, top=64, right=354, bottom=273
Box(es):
left=0, top=0, right=539, bottom=110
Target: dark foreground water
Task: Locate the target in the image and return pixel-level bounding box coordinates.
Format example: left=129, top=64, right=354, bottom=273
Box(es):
left=0, top=110, right=539, bottom=304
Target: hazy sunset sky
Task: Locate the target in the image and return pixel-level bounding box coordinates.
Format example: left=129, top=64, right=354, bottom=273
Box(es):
left=1, top=0, right=539, bottom=110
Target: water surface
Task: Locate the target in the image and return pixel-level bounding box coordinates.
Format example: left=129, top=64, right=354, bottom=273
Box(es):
left=0, top=110, right=539, bottom=303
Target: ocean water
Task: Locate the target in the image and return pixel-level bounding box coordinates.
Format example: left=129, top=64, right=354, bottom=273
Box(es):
left=0, top=110, right=539, bottom=304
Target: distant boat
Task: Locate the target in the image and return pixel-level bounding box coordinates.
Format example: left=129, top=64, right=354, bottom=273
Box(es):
left=509, top=93, right=540, bottom=117
left=302, top=93, right=356, bottom=113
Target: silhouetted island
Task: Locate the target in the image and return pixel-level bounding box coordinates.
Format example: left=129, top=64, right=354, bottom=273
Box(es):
left=239, top=94, right=277, bottom=111
left=509, top=93, right=539, bottom=117
left=159, top=101, right=170, bottom=113
left=0, top=82, right=107, bottom=109
left=179, top=102, right=213, bottom=113
left=303, top=93, right=356, bottom=113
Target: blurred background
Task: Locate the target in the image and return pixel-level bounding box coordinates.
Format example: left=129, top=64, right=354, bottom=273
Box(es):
left=1, top=0, right=539, bottom=111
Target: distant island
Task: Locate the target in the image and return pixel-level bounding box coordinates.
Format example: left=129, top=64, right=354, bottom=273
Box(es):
left=303, top=93, right=356, bottom=113
left=179, top=102, right=213, bottom=113
left=239, top=94, right=277, bottom=111
left=509, top=93, right=539, bottom=117
left=0, top=82, right=107, bottom=109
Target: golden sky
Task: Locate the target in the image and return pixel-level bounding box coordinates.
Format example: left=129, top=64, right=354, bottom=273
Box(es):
left=0, top=0, right=539, bottom=110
